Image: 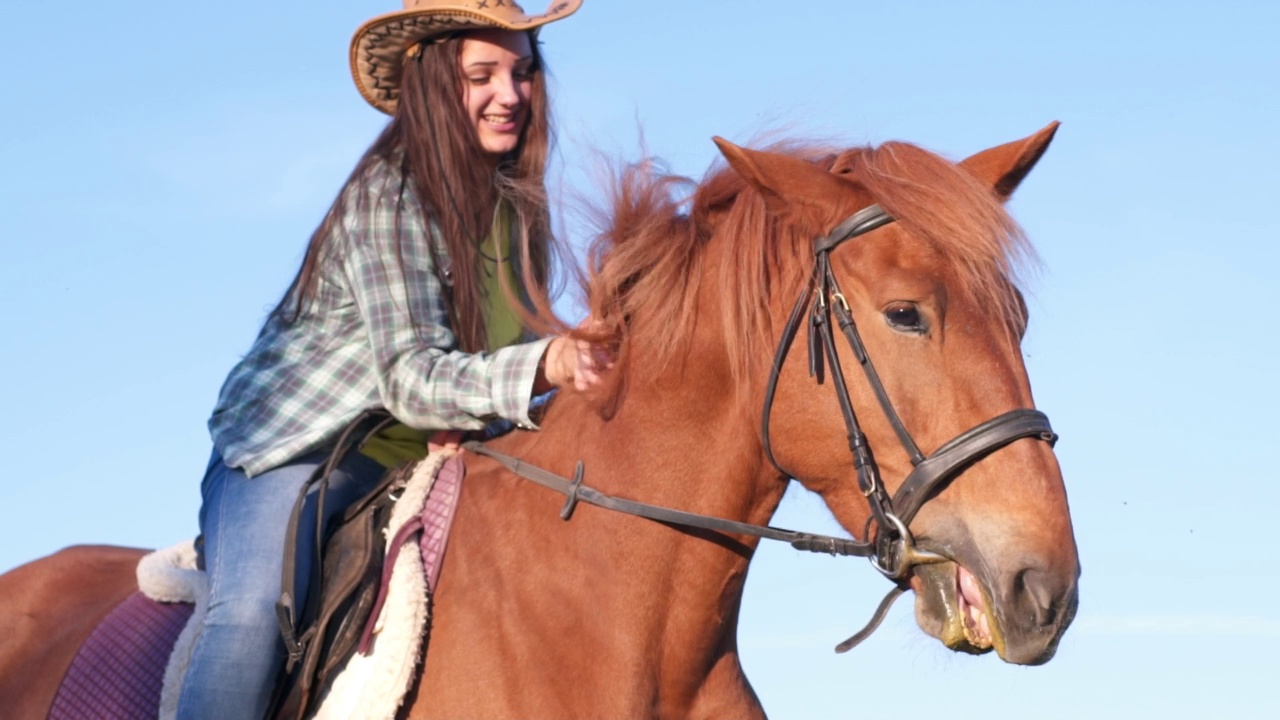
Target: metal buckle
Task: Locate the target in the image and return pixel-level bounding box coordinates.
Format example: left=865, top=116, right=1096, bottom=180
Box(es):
left=830, top=291, right=850, bottom=314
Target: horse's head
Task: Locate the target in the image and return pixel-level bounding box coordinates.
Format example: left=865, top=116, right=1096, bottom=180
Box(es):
left=712, top=124, right=1078, bottom=665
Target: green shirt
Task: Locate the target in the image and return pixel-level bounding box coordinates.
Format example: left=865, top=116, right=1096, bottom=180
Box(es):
left=482, top=200, right=525, bottom=352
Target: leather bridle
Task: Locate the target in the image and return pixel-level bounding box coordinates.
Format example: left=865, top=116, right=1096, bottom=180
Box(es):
left=465, top=202, right=1059, bottom=652
left=760, top=203, right=1058, bottom=581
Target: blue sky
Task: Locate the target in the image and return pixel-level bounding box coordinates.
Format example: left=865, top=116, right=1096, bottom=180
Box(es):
left=2, top=1, right=1278, bottom=718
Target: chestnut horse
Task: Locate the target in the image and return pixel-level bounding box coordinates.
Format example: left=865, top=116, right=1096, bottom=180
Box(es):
left=0, top=123, right=1078, bottom=719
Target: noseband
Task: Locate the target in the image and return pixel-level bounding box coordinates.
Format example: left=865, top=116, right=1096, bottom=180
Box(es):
left=761, top=204, right=1058, bottom=582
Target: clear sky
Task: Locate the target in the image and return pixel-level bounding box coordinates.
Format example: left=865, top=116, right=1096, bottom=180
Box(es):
left=2, top=1, right=1278, bottom=718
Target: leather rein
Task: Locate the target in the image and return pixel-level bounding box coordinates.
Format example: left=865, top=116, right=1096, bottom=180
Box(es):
left=466, top=203, right=1058, bottom=653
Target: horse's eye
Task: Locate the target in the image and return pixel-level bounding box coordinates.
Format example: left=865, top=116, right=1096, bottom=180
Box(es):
left=884, top=303, right=925, bottom=333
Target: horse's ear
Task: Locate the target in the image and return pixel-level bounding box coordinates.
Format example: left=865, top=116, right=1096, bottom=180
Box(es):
left=959, top=121, right=1060, bottom=201
left=712, top=136, right=850, bottom=216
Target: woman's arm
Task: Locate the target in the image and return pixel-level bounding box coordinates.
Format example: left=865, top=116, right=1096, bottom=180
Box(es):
left=340, top=189, right=554, bottom=430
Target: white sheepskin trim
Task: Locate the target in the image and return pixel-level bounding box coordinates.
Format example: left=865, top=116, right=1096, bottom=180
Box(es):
left=312, top=450, right=445, bottom=720
left=136, top=540, right=205, bottom=603
left=157, top=583, right=208, bottom=720
left=136, top=540, right=208, bottom=720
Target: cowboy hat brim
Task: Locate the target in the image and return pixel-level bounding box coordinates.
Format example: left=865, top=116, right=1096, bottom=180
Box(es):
left=351, top=0, right=582, bottom=115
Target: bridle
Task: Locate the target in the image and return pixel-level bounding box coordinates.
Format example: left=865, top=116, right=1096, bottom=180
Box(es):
left=761, top=203, right=1058, bottom=581
left=752, top=202, right=1058, bottom=649
left=465, top=202, right=1058, bottom=652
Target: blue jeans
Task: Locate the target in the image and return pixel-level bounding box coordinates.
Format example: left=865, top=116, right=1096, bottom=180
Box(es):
left=176, top=448, right=386, bottom=720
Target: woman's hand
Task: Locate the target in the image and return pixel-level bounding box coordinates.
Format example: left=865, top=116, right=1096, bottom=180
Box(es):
left=538, top=335, right=615, bottom=393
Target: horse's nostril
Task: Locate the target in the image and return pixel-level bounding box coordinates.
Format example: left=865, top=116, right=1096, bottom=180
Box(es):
left=1012, top=567, right=1062, bottom=628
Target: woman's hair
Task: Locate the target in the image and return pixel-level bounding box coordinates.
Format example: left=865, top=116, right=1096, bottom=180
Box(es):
left=276, top=31, right=555, bottom=353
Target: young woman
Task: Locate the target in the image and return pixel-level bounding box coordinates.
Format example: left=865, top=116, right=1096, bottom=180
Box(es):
left=176, top=1, right=594, bottom=717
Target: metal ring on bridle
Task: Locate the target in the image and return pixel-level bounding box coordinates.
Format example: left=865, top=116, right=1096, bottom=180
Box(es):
left=870, top=513, right=948, bottom=580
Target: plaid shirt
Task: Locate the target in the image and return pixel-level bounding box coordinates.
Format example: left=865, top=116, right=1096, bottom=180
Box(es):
left=209, top=158, right=551, bottom=477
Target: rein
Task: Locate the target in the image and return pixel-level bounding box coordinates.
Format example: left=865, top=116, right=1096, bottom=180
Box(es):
left=460, top=438, right=909, bottom=651
left=466, top=204, right=1059, bottom=654
left=461, top=441, right=871, bottom=557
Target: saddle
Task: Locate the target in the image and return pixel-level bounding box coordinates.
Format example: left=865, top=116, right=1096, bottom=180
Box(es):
left=272, top=450, right=407, bottom=719
left=272, top=412, right=458, bottom=719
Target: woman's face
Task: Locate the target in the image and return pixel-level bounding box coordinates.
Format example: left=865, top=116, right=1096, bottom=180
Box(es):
left=459, top=30, right=534, bottom=158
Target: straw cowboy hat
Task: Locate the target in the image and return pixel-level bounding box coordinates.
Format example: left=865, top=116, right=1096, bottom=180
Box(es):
left=351, top=0, right=583, bottom=115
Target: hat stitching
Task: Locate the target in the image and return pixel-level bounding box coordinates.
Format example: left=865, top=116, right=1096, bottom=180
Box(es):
left=363, top=16, right=478, bottom=98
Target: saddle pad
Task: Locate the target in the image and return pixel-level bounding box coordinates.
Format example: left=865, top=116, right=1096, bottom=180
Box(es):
left=421, top=451, right=464, bottom=592
left=48, top=591, right=192, bottom=720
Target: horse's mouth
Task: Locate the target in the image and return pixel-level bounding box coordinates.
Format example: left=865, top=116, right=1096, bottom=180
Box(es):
left=954, top=563, right=996, bottom=649
left=911, top=561, right=1002, bottom=656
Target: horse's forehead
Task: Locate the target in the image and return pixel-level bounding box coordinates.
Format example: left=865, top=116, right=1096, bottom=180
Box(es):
left=843, top=224, right=947, bottom=278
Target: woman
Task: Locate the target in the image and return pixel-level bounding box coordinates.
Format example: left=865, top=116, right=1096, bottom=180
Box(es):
left=177, top=1, right=595, bottom=717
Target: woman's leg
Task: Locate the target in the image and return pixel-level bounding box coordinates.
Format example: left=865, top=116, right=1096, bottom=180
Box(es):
left=176, top=449, right=385, bottom=720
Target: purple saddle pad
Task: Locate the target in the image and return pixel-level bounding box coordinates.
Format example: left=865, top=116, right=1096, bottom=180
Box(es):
left=49, top=591, right=193, bottom=720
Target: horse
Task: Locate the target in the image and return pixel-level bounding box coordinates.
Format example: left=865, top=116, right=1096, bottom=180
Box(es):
left=0, top=122, right=1078, bottom=719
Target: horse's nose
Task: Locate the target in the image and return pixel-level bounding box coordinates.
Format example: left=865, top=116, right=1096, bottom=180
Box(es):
left=995, top=562, right=1079, bottom=664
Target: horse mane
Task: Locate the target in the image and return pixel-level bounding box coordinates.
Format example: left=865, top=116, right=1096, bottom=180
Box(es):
left=578, top=138, right=1035, bottom=402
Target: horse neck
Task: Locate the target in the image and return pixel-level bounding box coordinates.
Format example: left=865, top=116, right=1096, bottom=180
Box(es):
left=465, top=254, right=788, bottom=688
left=524, top=325, right=785, bottom=591
left=525, top=215, right=785, bottom=536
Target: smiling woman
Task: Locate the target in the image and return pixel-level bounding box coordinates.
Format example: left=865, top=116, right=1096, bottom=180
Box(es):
left=177, top=0, right=606, bottom=716
left=1, top=1, right=606, bottom=718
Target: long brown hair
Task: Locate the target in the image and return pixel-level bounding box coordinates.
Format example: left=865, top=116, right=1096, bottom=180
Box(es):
left=276, top=31, right=555, bottom=353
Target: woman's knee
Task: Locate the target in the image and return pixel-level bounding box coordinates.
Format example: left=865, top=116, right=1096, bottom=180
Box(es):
left=203, top=590, right=282, bottom=639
